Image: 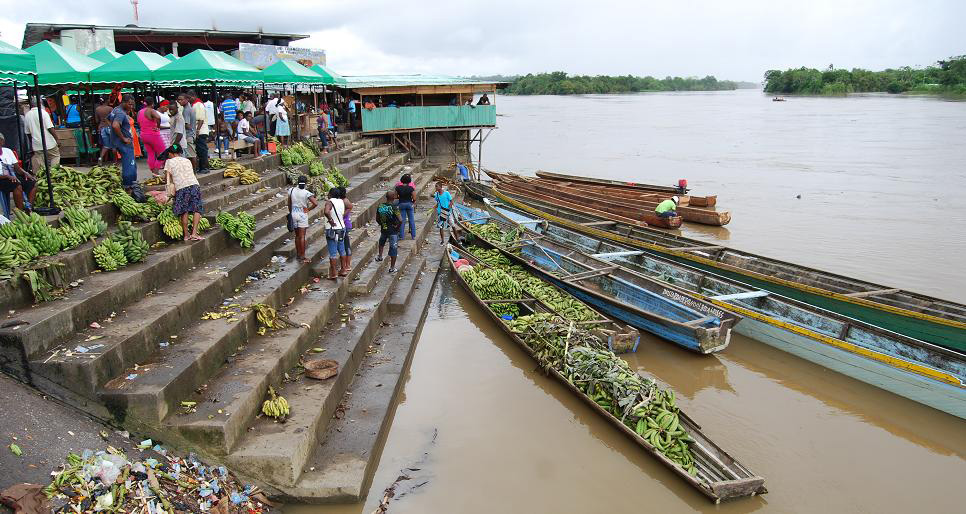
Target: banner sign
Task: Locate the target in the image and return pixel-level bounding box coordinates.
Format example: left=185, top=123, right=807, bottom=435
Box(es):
left=236, top=43, right=326, bottom=70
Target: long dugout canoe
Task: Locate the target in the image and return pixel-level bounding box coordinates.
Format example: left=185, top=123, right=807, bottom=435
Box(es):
left=534, top=170, right=719, bottom=207
left=455, top=207, right=740, bottom=354
left=488, top=202, right=966, bottom=418
left=477, top=183, right=966, bottom=352
left=491, top=172, right=730, bottom=226
left=447, top=243, right=767, bottom=502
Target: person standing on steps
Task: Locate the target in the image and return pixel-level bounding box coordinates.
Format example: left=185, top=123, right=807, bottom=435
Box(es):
left=0, top=133, right=36, bottom=212
left=338, top=186, right=353, bottom=274
left=109, top=95, right=136, bottom=190
left=24, top=97, right=60, bottom=175
left=288, top=175, right=318, bottom=264
left=432, top=181, right=453, bottom=245
left=137, top=97, right=166, bottom=178
left=395, top=174, right=416, bottom=240
left=188, top=90, right=210, bottom=173
left=375, top=190, right=401, bottom=273
left=323, top=187, right=352, bottom=279
left=177, top=94, right=197, bottom=170
left=94, top=96, right=114, bottom=164
left=163, top=144, right=205, bottom=242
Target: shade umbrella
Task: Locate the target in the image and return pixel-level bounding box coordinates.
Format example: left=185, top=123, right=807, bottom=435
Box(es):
left=25, top=41, right=102, bottom=85
left=87, top=48, right=122, bottom=64
left=90, top=51, right=172, bottom=83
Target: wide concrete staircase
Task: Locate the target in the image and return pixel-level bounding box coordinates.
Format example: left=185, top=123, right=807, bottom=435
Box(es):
left=0, top=131, right=445, bottom=502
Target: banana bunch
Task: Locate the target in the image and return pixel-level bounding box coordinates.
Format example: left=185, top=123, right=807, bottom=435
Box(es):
left=190, top=216, right=211, bottom=233
left=156, top=205, right=184, bottom=240
left=630, top=389, right=697, bottom=475
left=261, top=386, right=290, bottom=419
left=111, top=191, right=150, bottom=221
left=216, top=211, right=255, bottom=248
left=114, top=221, right=149, bottom=263
left=461, top=266, right=522, bottom=317
left=143, top=175, right=166, bottom=186
left=93, top=237, right=127, bottom=271
left=34, top=165, right=122, bottom=208
left=59, top=225, right=83, bottom=250
left=468, top=223, right=507, bottom=243
left=208, top=157, right=228, bottom=169
left=11, top=211, right=63, bottom=256
left=63, top=206, right=106, bottom=240
left=252, top=303, right=286, bottom=335
left=223, top=163, right=260, bottom=185
left=0, top=237, right=38, bottom=269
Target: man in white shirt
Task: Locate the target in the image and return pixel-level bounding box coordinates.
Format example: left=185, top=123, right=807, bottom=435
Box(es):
left=236, top=112, right=263, bottom=156
left=265, top=93, right=284, bottom=134
left=204, top=97, right=216, bottom=133
left=23, top=97, right=60, bottom=174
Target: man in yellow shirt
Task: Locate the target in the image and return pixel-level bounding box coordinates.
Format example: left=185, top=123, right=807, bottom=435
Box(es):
left=655, top=196, right=679, bottom=218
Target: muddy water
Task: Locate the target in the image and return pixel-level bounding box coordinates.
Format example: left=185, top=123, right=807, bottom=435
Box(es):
left=295, top=92, right=966, bottom=513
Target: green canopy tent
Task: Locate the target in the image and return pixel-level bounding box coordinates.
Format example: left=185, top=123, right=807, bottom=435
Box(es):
left=0, top=41, right=57, bottom=214
left=26, top=41, right=102, bottom=85
left=154, top=50, right=264, bottom=159
left=89, top=51, right=172, bottom=83
left=309, top=64, right=346, bottom=86
left=263, top=60, right=327, bottom=142
left=87, top=48, right=122, bottom=64
left=163, top=54, right=177, bottom=61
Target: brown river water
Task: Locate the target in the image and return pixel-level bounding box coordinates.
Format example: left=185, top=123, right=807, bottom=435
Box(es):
left=294, top=91, right=966, bottom=513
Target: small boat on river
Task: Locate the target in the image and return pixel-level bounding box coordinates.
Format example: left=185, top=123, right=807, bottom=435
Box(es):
left=454, top=204, right=741, bottom=354
left=469, top=180, right=966, bottom=353
left=485, top=201, right=966, bottom=418
left=446, top=242, right=768, bottom=502
left=535, top=170, right=718, bottom=207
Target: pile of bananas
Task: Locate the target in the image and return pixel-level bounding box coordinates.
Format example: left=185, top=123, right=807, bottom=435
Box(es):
left=59, top=225, right=83, bottom=250
left=7, top=211, right=63, bottom=256
left=93, top=237, right=127, bottom=271
left=216, top=211, right=255, bottom=248
left=460, top=266, right=522, bottom=317
left=63, top=206, right=107, bottom=241
left=469, top=222, right=507, bottom=243
left=0, top=237, right=38, bottom=272
left=208, top=157, right=228, bottom=169
left=223, top=162, right=260, bottom=185
left=114, top=221, right=149, bottom=263
left=111, top=191, right=150, bottom=221
left=143, top=175, right=166, bottom=186
left=279, top=142, right=316, bottom=166
left=468, top=245, right=598, bottom=323
left=261, top=386, right=290, bottom=420
left=34, top=165, right=121, bottom=208
left=508, top=312, right=699, bottom=478
left=252, top=303, right=286, bottom=336
left=156, top=205, right=184, bottom=240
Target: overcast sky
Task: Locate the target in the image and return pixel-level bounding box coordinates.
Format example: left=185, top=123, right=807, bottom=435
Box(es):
left=0, top=0, right=963, bottom=81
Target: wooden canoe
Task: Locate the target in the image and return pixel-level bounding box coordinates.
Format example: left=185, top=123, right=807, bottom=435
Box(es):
left=643, top=213, right=684, bottom=229
left=481, top=184, right=966, bottom=353
left=491, top=172, right=731, bottom=226
left=446, top=242, right=768, bottom=502
left=455, top=207, right=741, bottom=354
left=535, top=170, right=718, bottom=207
left=488, top=202, right=966, bottom=418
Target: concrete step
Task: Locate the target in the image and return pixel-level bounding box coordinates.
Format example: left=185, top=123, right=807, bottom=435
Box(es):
left=357, top=146, right=393, bottom=174
left=388, top=256, right=427, bottom=314
left=1, top=181, right=289, bottom=377
left=224, top=210, right=436, bottom=487
left=282, top=244, right=444, bottom=503
left=159, top=172, right=429, bottom=455
left=28, top=193, right=296, bottom=399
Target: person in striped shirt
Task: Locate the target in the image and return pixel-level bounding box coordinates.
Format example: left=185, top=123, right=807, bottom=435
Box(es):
left=220, top=95, right=238, bottom=133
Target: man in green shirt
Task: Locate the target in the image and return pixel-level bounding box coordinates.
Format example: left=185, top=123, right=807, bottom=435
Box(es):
left=655, top=196, right=679, bottom=218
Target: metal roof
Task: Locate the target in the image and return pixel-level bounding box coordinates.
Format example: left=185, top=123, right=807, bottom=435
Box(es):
left=342, top=74, right=509, bottom=89
left=23, top=23, right=308, bottom=48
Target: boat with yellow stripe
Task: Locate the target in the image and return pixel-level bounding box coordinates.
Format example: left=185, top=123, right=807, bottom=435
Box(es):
left=483, top=184, right=966, bottom=353
left=484, top=200, right=966, bottom=418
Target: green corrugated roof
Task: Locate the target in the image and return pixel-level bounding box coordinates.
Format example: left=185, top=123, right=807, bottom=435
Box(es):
left=342, top=74, right=503, bottom=89
left=153, top=49, right=263, bottom=84
left=90, top=51, right=172, bottom=83
left=88, top=48, right=122, bottom=63
left=262, top=59, right=326, bottom=84
left=0, top=40, right=37, bottom=85
left=26, top=40, right=102, bottom=85
left=309, top=64, right=346, bottom=86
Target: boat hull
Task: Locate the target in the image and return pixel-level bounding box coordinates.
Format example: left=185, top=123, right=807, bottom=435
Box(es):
left=490, top=187, right=966, bottom=352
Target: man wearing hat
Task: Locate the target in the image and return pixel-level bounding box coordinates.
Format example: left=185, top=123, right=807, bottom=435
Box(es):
left=655, top=195, right=679, bottom=218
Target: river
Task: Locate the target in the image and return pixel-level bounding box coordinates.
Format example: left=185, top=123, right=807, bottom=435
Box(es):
left=296, top=91, right=966, bottom=513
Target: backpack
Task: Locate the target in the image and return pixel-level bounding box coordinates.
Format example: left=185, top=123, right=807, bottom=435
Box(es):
left=377, top=204, right=400, bottom=232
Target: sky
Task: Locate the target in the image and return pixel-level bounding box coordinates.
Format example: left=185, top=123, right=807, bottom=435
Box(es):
left=0, top=0, right=963, bottom=81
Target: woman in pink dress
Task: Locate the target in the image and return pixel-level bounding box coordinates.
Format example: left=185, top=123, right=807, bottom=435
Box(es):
left=137, top=97, right=166, bottom=177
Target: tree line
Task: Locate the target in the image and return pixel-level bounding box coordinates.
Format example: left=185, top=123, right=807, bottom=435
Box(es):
left=489, top=72, right=754, bottom=95
left=764, top=56, right=966, bottom=95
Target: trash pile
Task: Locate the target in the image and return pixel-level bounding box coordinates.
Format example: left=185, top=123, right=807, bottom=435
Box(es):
left=42, top=442, right=272, bottom=513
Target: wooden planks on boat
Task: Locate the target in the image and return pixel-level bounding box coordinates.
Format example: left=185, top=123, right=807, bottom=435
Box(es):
left=535, top=170, right=718, bottom=207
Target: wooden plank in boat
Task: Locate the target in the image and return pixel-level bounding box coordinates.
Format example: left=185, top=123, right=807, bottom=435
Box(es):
left=710, top=290, right=771, bottom=301
left=581, top=220, right=618, bottom=227
left=562, top=266, right=618, bottom=282
left=845, top=288, right=901, bottom=298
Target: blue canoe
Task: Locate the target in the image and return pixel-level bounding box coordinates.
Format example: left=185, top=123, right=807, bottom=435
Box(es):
left=454, top=204, right=741, bottom=354
left=486, top=201, right=966, bottom=418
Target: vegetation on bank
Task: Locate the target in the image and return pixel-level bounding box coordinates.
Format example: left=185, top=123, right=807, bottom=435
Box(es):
left=477, top=72, right=755, bottom=95
left=764, top=56, right=966, bottom=95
